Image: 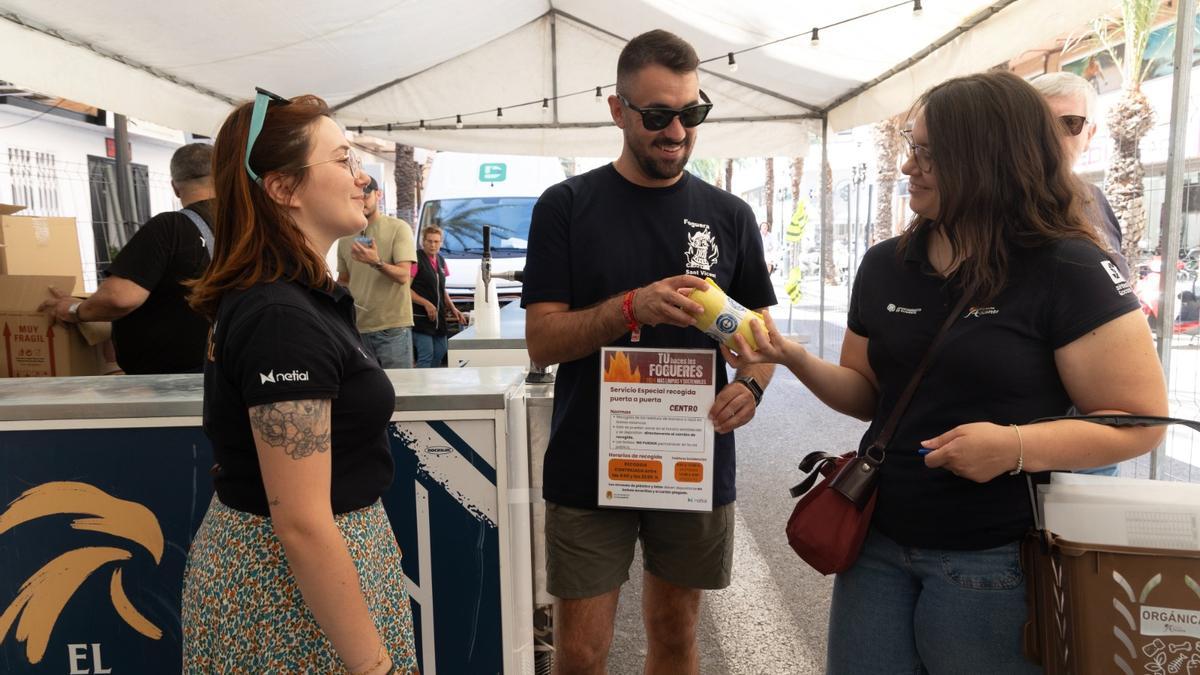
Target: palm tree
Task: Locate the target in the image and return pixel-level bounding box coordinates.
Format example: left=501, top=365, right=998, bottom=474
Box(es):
left=724, top=159, right=734, bottom=194
left=873, top=116, right=904, bottom=245
left=788, top=156, right=805, bottom=281
left=764, top=157, right=775, bottom=232
left=393, top=143, right=419, bottom=224
left=821, top=160, right=836, bottom=285
left=790, top=157, right=804, bottom=207
left=1091, top=0, right=1165, bottom=265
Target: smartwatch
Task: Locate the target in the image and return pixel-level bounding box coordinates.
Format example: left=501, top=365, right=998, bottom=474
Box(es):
left=734, top=375, right=763, bottom=406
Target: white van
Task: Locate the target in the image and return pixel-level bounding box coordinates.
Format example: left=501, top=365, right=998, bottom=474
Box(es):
left=417, top=152, right=566, bottom=307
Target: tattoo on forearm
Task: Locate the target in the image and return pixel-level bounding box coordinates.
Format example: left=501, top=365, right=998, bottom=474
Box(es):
left=248, top=400, right=331, bottom=459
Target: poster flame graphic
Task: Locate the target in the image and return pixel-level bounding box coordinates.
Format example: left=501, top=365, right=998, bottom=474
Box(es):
left=605, top=351, right=642, bottom=382
left=0, top=481, right=165, bottom=664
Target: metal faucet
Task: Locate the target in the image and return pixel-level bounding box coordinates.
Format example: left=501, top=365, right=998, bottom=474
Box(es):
left=480, top=224, right=492, bottom=297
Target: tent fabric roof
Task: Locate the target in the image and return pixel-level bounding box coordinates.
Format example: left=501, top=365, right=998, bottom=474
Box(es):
left=1, top=0, right=1113, bottom=157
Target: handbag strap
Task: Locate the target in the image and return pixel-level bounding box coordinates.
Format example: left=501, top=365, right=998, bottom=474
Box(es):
left=1022, top=414, right=1200, bottom=531
left=865, top=292, right=973, bottom=460
left=1030, top=413, right=1200, bottom=433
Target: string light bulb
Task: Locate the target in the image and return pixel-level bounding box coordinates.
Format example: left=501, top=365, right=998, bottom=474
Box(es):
left=727, top=52, right=738, bottom=73
left=912, top=0, right=923, bottom=16
left=542, top=98, right=549, bottom=113
left=496, top=107, right=503, bottom=119
left=419, top=119, right=425, bottom=131
left=810, top=27, right=820, bottom=46
left=386, top=123, right=392, bottom=132
left=595, top=86, right=602, bottom=103
left=455, top=114, right=463, bottom=129
left=356, top=126, right=363, bottom=134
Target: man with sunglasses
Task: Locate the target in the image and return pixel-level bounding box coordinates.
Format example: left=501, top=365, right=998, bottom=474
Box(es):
left=336, top=175, right=418, bottom=369
left=1031, top=71, right=1128, bottom=280
left=1032, top=72, right=1126, bottom=477
left=522, top=29, right=775, bottom=675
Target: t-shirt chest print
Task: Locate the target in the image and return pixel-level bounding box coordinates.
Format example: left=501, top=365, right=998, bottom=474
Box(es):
left=684, top=218, right=719, bottom=278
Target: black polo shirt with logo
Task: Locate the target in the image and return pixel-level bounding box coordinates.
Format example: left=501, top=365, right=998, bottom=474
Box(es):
left=522, top=164, right=776, bottom=509
left=847, top=231, right=1139, bottom=550
left=203, top=279, right=395, bottom=516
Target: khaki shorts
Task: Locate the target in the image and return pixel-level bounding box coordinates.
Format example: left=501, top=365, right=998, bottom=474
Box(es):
left=544, top=501, right=735, bottom=599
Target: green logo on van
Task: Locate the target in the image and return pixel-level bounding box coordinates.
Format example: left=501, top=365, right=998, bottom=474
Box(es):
left=479, top=163, right=507, bottom=182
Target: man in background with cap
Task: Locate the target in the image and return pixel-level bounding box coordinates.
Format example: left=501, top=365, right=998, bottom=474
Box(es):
left=336, top=175, right=418, bottom=368
left=41, top=142, right=215, bottom=374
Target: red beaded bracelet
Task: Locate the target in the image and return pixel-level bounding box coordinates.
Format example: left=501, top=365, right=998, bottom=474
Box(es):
left=621, top=289, right=641, bottom=343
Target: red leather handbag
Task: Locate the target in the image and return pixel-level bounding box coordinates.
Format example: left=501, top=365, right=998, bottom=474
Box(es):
left=786, top=294, right=970, bottom=575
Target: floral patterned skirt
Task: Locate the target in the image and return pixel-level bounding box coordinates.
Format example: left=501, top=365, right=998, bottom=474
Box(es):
left=182, top=496, right=418, bottom=673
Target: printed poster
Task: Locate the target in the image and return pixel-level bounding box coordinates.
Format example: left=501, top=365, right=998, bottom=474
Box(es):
left=598, top=347, right=716, bottom=511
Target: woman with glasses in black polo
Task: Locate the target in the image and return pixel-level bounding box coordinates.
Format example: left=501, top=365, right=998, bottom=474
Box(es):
left=181, top=91, right=416, bottom=674
left=727, top=71, right=1166, bottom=673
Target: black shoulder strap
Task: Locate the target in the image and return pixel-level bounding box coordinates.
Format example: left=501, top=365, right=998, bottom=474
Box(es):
left=1024, top=413, right=1200, bottom=531
left=1031, top=413, right=1200, bottom=434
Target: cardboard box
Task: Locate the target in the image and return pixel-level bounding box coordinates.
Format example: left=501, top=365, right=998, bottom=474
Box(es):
left=0, top=203, right=85, bottom=296
left=0, top=275, right=106, bottom=377
left=1023, top=530, right=1200, bottom=674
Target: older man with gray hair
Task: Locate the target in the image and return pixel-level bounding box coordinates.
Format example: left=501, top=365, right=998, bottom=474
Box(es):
left=41, top=142, right=216, bottom=374
left=1032, top=73, right=1126, bottom=478
left=1031, top=71, right=1129, bottom=278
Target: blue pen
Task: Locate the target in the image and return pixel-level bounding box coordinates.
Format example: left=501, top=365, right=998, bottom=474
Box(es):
left=918, top=447, right=932, bottom=455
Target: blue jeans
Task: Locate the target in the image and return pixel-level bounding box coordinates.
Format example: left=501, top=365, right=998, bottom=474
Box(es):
left=412, top=332, right=448, bottom=368
left=361, top=326, right=412, bottom=369
left=827, top=528, right=1039, bottom=674
left=1074, top=463, right=1119, bottom=476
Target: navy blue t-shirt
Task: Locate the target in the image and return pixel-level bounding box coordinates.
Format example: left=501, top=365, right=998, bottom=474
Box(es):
left=522, top=165, right=776, bottom=509
left=847, top=232, right=1140, bottom=550
left=203, top=279, right=395, bottom=516
left=1087, top=183, right=1129, bottom=280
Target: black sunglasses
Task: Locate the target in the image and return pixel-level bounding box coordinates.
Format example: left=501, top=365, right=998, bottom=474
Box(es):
left=1058, top=114, right=1089, bottom=137
left=617, top=90, right=713, bottom=131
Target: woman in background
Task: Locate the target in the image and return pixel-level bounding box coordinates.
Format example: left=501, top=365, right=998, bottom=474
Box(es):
left=410, top=224, right=465, bottom=367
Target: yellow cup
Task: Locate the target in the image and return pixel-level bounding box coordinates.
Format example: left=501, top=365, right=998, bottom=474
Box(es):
left=692, top=277, right=763, bottom=351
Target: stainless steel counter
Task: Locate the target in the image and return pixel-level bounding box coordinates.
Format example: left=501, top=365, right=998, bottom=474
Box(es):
left=0, top=366, right=527, bottom=421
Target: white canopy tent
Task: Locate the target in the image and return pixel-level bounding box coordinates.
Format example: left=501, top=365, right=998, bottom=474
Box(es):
left=1, top=0, right=1114, bottom=158
left=9, top=0, right=1200, bottom=480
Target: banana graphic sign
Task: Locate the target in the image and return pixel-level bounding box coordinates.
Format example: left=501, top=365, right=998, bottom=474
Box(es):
left=0, top=482, right=164, bottom=665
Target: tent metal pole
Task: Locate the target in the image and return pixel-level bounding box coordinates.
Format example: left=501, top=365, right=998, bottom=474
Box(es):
left=1151, top=0, right=1196, bottom=480
left=819, top=114, right=830, bottom=360
left=550, top=12, right=560, bottom=124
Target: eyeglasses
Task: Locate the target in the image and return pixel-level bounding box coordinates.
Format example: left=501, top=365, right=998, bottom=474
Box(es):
left=1058, top=114, right=1089, bottom=137
left=298, top=148, right=363, bottom=179
left=900, top=129, right=934, bottom=173
left=244, top=87, right=290, bottom=186
left=616, top=90, right=713, bottom=131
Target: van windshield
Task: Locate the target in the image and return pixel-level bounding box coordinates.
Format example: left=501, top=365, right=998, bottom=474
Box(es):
left=419, top=197, right=535, bottom=258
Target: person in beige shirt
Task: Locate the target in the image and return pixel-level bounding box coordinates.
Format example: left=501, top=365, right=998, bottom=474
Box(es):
left=336, top=176, right=418, bottom=368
